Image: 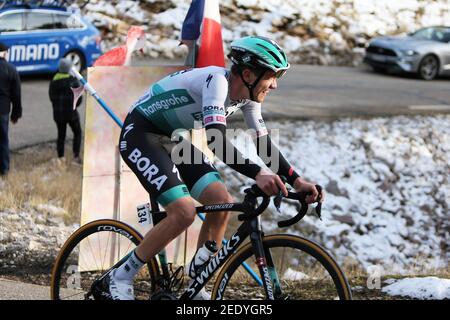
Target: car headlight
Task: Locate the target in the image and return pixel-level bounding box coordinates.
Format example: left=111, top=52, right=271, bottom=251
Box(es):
left=400, top=49, right=418, bottom=56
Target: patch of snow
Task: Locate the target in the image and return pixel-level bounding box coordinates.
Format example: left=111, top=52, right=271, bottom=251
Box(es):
left=283, top=268, right=310, bottom=281
left=382, top=277, right=450, bottom=300
left=152, top=5, right=190, bottom=30
left=80, top=0, right=450, bottom=65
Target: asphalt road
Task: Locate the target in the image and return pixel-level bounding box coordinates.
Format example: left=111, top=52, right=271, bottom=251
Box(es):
left=0, top=278, right=50, bottom=300
left=0, top=278, right=83, bottom=300
left=9, top=63, right=450, bottom=150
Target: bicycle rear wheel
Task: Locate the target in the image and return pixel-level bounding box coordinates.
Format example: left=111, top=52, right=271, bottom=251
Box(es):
left=212, top=234, right=352, bottom=300
left=50, top=219, right=160, bottom=300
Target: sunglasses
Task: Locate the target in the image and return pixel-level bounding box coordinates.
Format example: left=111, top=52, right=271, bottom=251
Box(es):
left=275, top=69, right=288, bottom=79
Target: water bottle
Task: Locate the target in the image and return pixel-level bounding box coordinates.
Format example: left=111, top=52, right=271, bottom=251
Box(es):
left=188, top=240, right=218, bottom=278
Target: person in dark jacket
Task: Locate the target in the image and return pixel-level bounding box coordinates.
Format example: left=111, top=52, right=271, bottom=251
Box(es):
left=0, top=42, right=22, bottom=176
left=49, top=58, right=83, bottom=163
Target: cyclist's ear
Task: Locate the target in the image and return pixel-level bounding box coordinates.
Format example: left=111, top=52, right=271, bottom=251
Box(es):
left=241, top=68, right=256, bottom=82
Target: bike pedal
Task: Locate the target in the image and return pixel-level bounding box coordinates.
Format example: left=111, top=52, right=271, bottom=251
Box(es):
left=150, top=290, right=177, bottom=300
left=90, top=278, right=112, bottom=300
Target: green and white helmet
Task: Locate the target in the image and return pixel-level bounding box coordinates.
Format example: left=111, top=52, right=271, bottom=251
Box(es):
left=228, top=36, right=290, bottom=78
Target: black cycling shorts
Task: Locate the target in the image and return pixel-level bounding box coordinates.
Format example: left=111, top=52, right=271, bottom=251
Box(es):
left=119, top=110, right=224, bottom=207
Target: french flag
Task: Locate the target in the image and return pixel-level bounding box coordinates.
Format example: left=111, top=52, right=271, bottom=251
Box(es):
left=181, top=0, right=225, bottom=68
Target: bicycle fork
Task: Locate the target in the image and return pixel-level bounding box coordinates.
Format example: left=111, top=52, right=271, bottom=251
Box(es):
left=249, top=218, right=282, bottom=300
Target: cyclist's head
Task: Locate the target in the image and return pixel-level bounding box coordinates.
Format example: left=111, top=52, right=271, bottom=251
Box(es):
left=228, top=36, right=290, bottom=101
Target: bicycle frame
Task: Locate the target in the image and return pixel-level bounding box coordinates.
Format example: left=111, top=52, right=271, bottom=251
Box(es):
left=88, top=185, right=316, bottom=299
left=88, top=198, right=268, bottom=297
left=148, top=200, right=279, bottom=300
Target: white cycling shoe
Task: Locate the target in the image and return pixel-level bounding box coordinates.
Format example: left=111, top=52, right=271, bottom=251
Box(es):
left=106, top=269, right=135, bottom=300
left=193, top=288, right=212, bottom=300
left=187, top=279, right=211, bottom=300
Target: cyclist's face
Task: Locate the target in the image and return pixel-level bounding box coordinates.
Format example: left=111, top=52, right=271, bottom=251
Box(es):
left=252, top=70, right=278, bottom=103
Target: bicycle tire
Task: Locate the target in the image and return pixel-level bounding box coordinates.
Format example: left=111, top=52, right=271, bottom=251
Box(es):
left=211, top=234, right=352, bottom=300
left=50, top=219, right=160, bottom=300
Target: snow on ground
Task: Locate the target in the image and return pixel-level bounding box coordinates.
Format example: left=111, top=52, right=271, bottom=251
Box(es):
left=283, top=268, right=310, bottom=281
left=77, top=0, right=450, bottom=65
left=219, top=114, right=450, bottom=273
left=382, top=277, right=450, bottom=299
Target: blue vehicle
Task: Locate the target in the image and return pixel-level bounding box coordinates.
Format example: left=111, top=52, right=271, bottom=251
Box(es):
left=0, top=1, right=102, bottom=74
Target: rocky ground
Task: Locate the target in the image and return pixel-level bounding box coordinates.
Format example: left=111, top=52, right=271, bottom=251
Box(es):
left=0, top=204, right=79, bottom=271
left=0, top=143, right=81, bottom=273
left=72, top=0, right=450, bottom=66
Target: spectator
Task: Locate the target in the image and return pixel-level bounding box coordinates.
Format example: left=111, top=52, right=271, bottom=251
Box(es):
left=49, top=58, right=83, bottom=164
left=0, top=42, right=22, bottom=177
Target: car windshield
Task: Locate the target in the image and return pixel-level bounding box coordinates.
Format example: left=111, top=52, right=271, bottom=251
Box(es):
left=411, top=27, right=450, bottom=43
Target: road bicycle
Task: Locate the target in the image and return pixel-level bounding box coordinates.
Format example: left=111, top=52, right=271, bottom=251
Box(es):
left=51, top=184, right=352, bottom=300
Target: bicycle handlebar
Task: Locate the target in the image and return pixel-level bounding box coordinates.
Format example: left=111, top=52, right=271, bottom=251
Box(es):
left=238, top=184, right=323, bottom=228
left=237, top=185, right=270, bottom=221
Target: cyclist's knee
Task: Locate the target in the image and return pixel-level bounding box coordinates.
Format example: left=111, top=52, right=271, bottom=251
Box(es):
left=210, top=192, right=234, bottom=221
left=214, top=191, right=234, bottom=205
left=199, top=183, right=234, bottom=206
left=165, top=197, right=196, bottom=229
left=203, top=190, right=233, bottom=223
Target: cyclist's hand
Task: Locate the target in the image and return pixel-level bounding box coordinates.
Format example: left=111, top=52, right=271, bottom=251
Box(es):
left=255, top=169, right=288, bottom=196
left=293, top=178, right=324, bottom=204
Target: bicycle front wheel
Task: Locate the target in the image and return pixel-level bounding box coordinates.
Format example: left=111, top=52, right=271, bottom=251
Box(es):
left=50, top=219, right=160, bottom=300
left=212, top=234, right=352, bottom=300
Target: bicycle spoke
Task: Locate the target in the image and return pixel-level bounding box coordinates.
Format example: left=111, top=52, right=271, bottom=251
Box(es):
left=52, top=222, right=156, bottom=300
left=125, top=240, right=133, bottom=257
left=61, top=290, right=86, bottom=300
left=97, top=232, right=103, bottom=270
left=78, top=247, right=91, bottom=274
left=101, top=231, right=112, bottom=270
left=214, top=236, right=351, bottom=300
left=85, top=237, right=101, bottom=271
left=280, top=247, right=287, bottom=275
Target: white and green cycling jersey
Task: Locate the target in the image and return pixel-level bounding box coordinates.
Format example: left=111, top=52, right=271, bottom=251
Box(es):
left=129, top=66, right=268, bottom=137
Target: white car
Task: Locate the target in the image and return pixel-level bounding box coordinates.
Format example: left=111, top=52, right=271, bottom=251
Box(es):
left=364, top=26, right=450, bottom=80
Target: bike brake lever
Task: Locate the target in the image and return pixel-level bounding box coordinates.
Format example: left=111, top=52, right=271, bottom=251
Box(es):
left=273, top=191, right=283, bottom=213
left=274, top=177, right=288, bottom=213
left=314, top=184, right=323, bottom=220
left=314, top=203, right=322, bottom=220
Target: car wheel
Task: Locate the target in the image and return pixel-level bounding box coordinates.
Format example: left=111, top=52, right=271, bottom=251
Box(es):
left=64, top=51, right=85, bottom=73
left=418, top=55, right=439, bottom=80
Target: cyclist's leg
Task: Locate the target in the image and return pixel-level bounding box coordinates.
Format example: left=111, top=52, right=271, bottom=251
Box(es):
left=119, top=114, right=196, bottom=263
left=176, top=144, right=233, bottom=248
left=136, top=197, right=196, bottom=262
left=196, top=182, right=233, bottom=248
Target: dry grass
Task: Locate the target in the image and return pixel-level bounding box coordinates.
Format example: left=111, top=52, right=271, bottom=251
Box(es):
left=0, top=143, right=82, bottom=224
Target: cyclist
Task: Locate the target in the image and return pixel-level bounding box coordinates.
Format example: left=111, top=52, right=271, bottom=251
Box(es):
left=98, top=36, right=324, bottom=300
